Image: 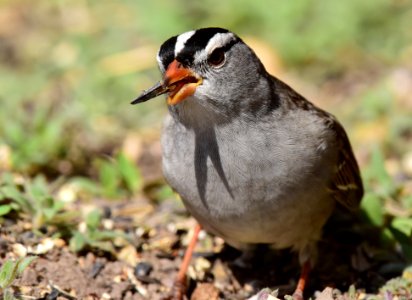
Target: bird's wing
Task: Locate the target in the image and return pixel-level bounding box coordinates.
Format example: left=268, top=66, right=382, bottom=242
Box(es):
left=328, top=120, right=364, bottom=210
left=273, top=78, right=364, bottom=209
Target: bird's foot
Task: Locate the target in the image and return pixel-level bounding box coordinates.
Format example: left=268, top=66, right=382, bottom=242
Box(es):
left=292, top=289, right=304, bottom=300
left=171, top=278, right=187, bottom=300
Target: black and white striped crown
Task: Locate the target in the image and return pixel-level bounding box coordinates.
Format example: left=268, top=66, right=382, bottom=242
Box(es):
left=157, top=27, right=240, bottom=72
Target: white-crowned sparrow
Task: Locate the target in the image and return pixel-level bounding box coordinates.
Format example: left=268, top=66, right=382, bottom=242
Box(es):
left=131, top=27, right=363, bottom=299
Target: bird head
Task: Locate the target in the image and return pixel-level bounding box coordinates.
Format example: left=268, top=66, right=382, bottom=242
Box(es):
left=131, top=27, right=267, bottom=114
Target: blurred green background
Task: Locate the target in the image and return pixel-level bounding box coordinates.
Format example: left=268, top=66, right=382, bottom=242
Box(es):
left=1, top=0, right=412, bottom=263
left=1, top=0, right=411, bottom=173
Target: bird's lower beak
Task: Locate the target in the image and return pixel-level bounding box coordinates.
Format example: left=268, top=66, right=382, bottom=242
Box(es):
left=130, top=81, right=168, bottom=104
left=131, top=60, right=202, bottom=105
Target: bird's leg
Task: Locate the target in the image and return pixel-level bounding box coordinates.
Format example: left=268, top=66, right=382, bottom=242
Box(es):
left=292, top=261, right=310, bottom=300
left=173, top=223, right=202, bottom=300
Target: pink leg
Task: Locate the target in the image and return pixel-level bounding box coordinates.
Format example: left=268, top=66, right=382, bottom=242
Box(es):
left=173, top=223, right=202, bottom=300
left=292, top=261, right=310, bottom=300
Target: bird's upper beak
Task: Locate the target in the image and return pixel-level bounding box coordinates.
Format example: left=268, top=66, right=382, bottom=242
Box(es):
left=131, top=60, right=202, bottom=105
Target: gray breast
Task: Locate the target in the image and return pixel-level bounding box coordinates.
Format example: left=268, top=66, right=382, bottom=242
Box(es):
left=161, top=110, right=336, bottom=249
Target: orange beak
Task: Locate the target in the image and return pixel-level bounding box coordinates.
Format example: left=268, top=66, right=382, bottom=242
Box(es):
left=131, top=60, right=202, bottom=105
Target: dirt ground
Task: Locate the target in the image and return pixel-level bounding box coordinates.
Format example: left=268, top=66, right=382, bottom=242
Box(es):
left=1, top=191, right=410, bottom=300
left=1, top=139, right=411, bottom=300
left=0, top=144, right=411, bottom=300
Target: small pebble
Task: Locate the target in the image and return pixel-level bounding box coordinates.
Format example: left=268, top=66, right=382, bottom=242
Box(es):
left=45, top=287, right=59, bottom=300
left=135, top=261, right=153, bottom=277
left=194, top=257, right=211, bottom=272
left=135, top=227, right=148, bottom=238
left=53, top=238, right=66, bottom=248
left=102, top=219, right=114, bottom=230
left=166, top=222, right=176, bottom=233
left=57, top=184, right=77, bottom=203
left=134, top=263, right=160, bottom=285
left=32, top=238, right=55, bottom=254
left=244, top=283, right=255, bottom=293
left=12, top=243, right=27, bottom=257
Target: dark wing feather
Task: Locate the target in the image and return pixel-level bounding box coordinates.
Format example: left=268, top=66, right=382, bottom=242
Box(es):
left=329, top=120, right=364, bottom=210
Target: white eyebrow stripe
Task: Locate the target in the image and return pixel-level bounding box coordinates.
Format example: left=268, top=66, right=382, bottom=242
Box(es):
left=194, top=32, right=236, bottom=64
left=174, top=30, right=196, bottom=57
left=156, top=52, right=164, bottom=72
left=205, top=32, right=236, bottom=54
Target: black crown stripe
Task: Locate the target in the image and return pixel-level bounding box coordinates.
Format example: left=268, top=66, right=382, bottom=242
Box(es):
left=158, top=28, right=239, bottom=70
left=177, top=28, right=230, bottom=66
left=158, top=35, right=178, bottom=71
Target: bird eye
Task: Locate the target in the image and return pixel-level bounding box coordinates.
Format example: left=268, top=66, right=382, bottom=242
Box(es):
left=207, top=48, right=225, bottom=67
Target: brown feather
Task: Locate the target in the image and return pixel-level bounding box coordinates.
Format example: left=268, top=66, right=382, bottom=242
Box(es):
left=329, top=120, right=364, bottom=210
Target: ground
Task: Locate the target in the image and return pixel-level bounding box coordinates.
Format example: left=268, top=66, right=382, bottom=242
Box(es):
left=1, top=144, right=411, bottom=300
left=1, top=2, right=412, bottom=298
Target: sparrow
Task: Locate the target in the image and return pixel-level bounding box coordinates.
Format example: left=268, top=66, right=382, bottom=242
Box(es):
left=131, top=27, right=363, bottom=299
